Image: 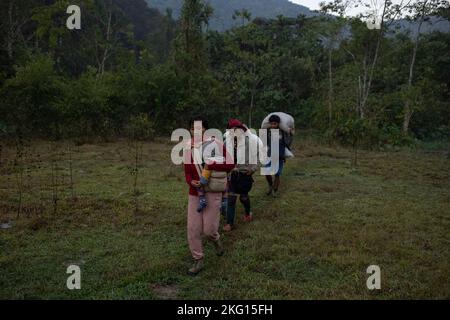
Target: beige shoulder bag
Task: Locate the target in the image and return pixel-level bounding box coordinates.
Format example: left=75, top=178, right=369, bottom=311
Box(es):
left=192, top=146, right=228, bottom=193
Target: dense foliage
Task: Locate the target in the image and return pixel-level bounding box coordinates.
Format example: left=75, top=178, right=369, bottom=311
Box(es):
left=0, top=0, right=449, bottom=147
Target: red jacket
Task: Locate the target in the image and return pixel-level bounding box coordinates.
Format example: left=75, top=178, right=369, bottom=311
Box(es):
left=184, top=140, right=235, bottom=196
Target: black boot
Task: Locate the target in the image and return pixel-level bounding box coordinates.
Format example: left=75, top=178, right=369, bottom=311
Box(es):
left=266, top=185, right=273, bottom=196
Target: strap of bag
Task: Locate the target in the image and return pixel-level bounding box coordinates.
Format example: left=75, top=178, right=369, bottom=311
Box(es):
left=192, top=147, right=204, bottom=179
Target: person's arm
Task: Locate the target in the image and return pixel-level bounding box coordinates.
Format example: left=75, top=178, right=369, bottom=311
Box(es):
left=184, top=163, right=194, bottom=186
left=245, top=164, right=258, bottom=175
left=278, top=132, right=286, bottom=161
left=185, top=163, right=202, bottom=187
left=184, top=148, right=201, bottom=187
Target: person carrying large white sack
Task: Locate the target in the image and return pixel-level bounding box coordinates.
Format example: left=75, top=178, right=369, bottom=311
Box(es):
left=261, top=112, right=295, bottom=197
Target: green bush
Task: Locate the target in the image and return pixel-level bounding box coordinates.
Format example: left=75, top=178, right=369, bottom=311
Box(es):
left=0, top=55, right=65, bottom=138
left=124, top=114, right=155, bottom=141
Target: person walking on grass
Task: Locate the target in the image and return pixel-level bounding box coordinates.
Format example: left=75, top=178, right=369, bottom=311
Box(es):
left=264, top=114, right=288, bottom=197
left=183, top=116, right=235, bottom=275
left=223, top=119, right=266, bottom=232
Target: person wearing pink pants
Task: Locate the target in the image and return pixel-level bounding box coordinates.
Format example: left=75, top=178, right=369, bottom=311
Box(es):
left=183, top=116, right=235, bottom=275
left=187, top=193, right=222, bottom=259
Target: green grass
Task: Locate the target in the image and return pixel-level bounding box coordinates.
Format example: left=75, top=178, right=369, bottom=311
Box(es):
left=0, top=137, right=449, bottom=299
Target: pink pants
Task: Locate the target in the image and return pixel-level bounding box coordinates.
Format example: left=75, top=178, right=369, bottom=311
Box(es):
left=187, top=193, right=222, bottom=260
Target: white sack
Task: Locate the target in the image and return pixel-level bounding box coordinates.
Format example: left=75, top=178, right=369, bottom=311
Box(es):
left=261, top=112, right=295, bottom=133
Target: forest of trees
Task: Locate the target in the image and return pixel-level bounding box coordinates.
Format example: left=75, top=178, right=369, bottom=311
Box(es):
left=0, top=0, right=449, bottom=148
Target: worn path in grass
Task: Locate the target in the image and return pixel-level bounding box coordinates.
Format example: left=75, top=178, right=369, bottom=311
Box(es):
left=0, top=138, right=449, bottom=299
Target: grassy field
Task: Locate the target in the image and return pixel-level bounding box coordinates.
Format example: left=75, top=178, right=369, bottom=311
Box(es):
left=0, top=136, right=449, bottom=299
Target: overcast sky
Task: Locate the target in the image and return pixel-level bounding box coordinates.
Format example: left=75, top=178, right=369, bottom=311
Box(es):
left=289, top=0, right=407, bottom=17
left=289, top=0, right=323, bottom=12
left=289, top=0, right=370, bottom=17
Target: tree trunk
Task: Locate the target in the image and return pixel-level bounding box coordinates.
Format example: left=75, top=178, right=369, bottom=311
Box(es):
left=7, top=1, right=14, bottom=59
left=402, top=108, right=413, bottom=133
left=403, top=1, right=427, bottom=134
left=358, top=51, right=369, bottom=119
left=328, top=48, right=333, bottom=128
left=98, top=3, right=112, bottom=76
left=249, top=90, right=254, bottom=128
left=359, top=0, right=388, bottom=119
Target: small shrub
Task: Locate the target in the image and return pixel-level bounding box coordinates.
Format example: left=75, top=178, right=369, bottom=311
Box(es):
left=125, top=114, right=155, bottom=141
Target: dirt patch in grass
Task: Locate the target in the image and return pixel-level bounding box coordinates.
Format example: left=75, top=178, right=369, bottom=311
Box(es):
left=150, top=284, right=179, bottom=300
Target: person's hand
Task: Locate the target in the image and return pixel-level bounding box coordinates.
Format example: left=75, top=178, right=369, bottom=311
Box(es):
left=243, top=169, right=252, bottom=175
left=191, top=180, right=201, bottom=188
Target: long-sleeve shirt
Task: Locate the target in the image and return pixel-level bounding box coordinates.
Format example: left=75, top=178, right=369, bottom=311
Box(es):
left=224, top=130, right=268, bottom=174
left=183, top=139, right=235, bottom=196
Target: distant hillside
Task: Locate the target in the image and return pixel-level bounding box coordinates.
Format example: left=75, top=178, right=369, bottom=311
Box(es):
left=114, top=0, right=167, bottom=40
left=145, top=0, right=317, bottom=31
left=390, top=16, right=450, bottom=37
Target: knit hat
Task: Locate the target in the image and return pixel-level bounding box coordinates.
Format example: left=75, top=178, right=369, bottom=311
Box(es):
left=227, top=118, right=247, bottom=131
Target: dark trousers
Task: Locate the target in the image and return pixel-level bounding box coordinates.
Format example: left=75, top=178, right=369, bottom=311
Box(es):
left=226, top=172, right=253, bottom=225
left=226, top=194, right=251, bottom=225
